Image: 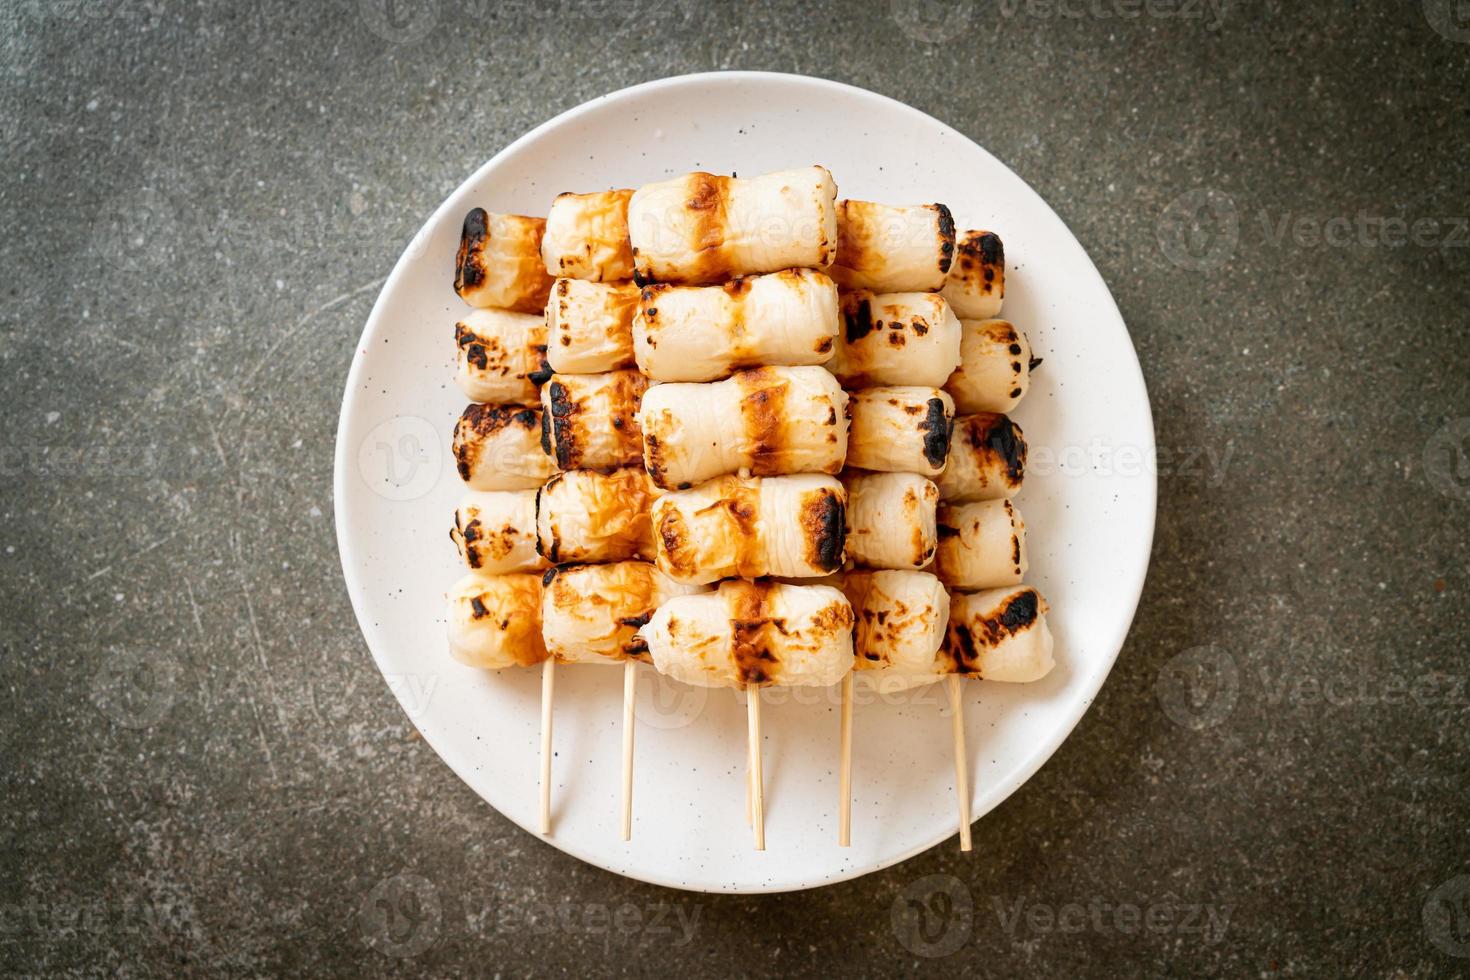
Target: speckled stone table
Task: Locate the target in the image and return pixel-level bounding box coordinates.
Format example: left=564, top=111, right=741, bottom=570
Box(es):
left=2, top=0, right=1467, bottom=975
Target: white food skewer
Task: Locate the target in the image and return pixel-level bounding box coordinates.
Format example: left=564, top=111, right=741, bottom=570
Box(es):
left=829, top=290, right=962, bottom=388
left=638, top=580, right=853, bottom=849
left=637, top=368, right=848, bottom=490
left=834, top=570, right=949, bottom=847
left=829, top=199, right=957, bottom=293
left=453, top=208, right=554, bottom=313
left=541, top=561, right=701, bottom=839
left=628, top=166, right=838, bottom=284
left=450, top=182, right=1046, bottom=859
left=541, top=188, right=636, bottom=283
left=941, top=229, right=1005, bottom=321
left=649, top=473, right=847, bottom=585
left=939, top=585, right=1056, bottom=850
left=632, top=270, right=840, bottom=382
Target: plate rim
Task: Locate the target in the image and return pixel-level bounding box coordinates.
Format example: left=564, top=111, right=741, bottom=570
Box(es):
left=332, top=69, right=1157, bottom=894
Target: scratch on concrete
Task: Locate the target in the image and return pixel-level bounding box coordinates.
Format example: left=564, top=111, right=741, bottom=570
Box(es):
left=77, top=527, right=184, bottom=587
left=183, top=579, right=205, bottom=639
left=240, top=277, right=386, bottom=390
left=230, top=529, right=285, bottom=781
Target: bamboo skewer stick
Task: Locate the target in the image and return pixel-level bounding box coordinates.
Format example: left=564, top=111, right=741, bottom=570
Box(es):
left=621, top=659, right=637, bottom=841
left=838, top=672, right=854, bottom=846
left=746, top=729, right=754, bottom=827
left=946, top=675, right=972, bottom=852
left=748, top=687, right=765, bottom=850
left=539, top=658, right=556, bottom=835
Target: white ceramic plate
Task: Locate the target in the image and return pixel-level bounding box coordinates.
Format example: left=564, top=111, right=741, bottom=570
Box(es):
left=334, top=72, right=1155, bottom=893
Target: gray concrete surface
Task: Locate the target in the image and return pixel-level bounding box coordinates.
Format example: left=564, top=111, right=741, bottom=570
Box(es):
left=2, top=0, right=1468, bottom=975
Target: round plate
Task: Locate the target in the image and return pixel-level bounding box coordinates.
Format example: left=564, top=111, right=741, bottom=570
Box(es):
left=334, top=72, right=1155, bottom=893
